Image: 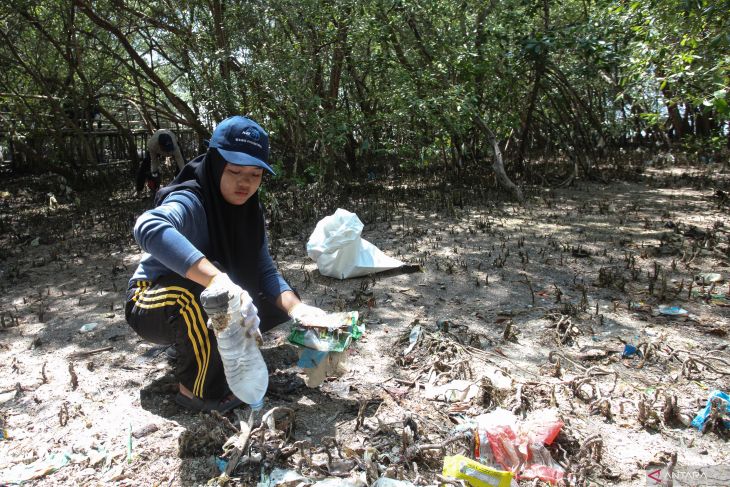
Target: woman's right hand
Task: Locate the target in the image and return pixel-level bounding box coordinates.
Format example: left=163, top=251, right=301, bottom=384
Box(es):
left=201, top=273, right=260, bottom=335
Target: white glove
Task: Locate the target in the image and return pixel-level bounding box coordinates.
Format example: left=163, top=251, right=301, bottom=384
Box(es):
left=289, top=302, right=328, bottom=326
left=200, top=273, right=260, bottom=335
left=235, top=283, right=260, bottom=336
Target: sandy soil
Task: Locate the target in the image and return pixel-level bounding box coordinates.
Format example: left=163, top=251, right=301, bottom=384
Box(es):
left=1, top=162, right=729, bottom=486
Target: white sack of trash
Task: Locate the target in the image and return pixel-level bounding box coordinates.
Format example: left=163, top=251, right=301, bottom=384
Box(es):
left=306, top=208, right=404, bottom=279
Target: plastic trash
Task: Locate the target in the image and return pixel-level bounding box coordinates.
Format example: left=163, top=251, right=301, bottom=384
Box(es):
left=657, top=305, right=688, bottom=316
left=423, top=380, right=481, bottom=403
left=215, top=457, right=228, bottom=473
left=297, top=349, right=348, bottom=388
left=691, top=390, right=730, bottom=431
left=622, top=344, right=640, bottom=358
left=306, top=208, right=404, bottom=279
left=521, top=409, right=563, bottom=445
left=288, top=311, right=362, bottom=387
left=209, top=292, right=268, bottom=410
left=691, top=289, right=730, bottom=306
left=287, top=311, right=362, bottom=352
left=442, top=454, right=514, bottom=487
left=78, top=322, right=99, bottom=333
left=403, top=324, right=422, bottom=355
left=126, top=422, right=133, bottom=463
left=321, top=380, right=351, bottom=398
left=258, top=467, right=311, bottom=486
left=217, top=328, right=268, bottom=409
left=473, top=408, right=564, bottom=484
left=473, top=408, right=515, bottom=466
left=310, top=478, right=367, bottom=487
left=695, top=272, right=723, bottom=283
left=1, top=451, right=71, bottom=484
left=371, top=478, right=417, bottom=486
left=709, top=295, right=730, bottom=307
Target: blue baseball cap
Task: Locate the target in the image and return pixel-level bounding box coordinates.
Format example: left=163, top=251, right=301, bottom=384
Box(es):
left=208, top=116, right=275, bottom=175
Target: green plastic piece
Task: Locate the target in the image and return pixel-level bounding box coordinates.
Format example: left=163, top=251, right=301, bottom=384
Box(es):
left=287, top=311, right=363, bottom=352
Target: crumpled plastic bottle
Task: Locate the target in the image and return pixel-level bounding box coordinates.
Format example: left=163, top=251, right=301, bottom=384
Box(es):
left=203, top=288, right=268, bottom=410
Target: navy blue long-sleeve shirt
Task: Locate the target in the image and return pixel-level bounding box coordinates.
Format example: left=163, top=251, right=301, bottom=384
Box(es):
left=130, top=190, right=290, bottom=298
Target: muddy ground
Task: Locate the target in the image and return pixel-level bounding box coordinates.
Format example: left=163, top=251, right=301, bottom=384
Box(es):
left=1, top=161, right=729, bottom=486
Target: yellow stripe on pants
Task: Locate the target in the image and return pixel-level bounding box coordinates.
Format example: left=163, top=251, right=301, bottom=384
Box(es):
left=134, top=285, right=210, bottom=397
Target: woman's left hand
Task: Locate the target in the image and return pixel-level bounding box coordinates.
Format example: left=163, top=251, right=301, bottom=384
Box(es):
left=289, top=302, right=328, bottom=326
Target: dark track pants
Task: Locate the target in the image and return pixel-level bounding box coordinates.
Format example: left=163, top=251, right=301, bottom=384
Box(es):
left=125, top=274, right=289, bottom=400
left=135, top=152, right=155, bottom=193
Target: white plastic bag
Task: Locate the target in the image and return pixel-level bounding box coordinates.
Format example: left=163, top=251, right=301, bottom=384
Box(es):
left=306, top=209, right=404, bottom=279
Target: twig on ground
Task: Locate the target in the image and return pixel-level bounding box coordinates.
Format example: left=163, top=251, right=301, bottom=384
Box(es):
left=68, top=346, right=113, bottom=359
left=68, top=362, right=78, bottom=390
left=549, top=351, right=587, bottom=372
left=666, top=347, right=730, bottom=378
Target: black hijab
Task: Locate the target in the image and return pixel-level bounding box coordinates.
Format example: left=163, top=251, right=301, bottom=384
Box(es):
left=154, top=148, right=264, bottom=295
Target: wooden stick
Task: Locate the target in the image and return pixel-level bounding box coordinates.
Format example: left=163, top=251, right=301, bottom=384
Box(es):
left=68, top=346, right=113, bottom=359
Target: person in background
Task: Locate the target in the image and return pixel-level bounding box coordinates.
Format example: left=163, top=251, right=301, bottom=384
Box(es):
left=135, top=129, right=185, bottom=196
left=126, top=116, right=327, bottom=413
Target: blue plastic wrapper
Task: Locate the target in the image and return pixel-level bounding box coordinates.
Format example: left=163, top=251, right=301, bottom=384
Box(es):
left=622, top=344, right=639, bottom=358
left=691, top=390, right=730, bottom=431
left=657, top=305, right=688, bottom=316
left=297, top=349, right=329, bottom=368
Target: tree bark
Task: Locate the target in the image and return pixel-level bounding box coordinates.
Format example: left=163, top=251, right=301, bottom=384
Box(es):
left=516, top=64, right=544, bottom=174
left=656, top=72, right=684, bottom=139
left=210, top=0, right=237, bottom=115
left=474, top=116, right=524, bottom=202
left=326, top=18, right=349, bottom=110
left=516, top=0, right=550, bottom=175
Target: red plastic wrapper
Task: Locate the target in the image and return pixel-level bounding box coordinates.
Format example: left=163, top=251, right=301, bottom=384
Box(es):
left=474, top=408, right=564, bottom=484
